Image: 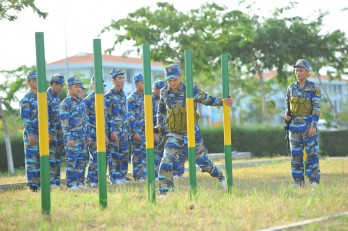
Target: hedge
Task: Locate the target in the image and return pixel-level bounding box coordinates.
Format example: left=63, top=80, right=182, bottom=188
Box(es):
left=1, top=127, right=347, bottom=171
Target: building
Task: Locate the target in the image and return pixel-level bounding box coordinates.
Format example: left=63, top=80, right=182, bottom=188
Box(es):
left=46, top=52, right=164, bottom=94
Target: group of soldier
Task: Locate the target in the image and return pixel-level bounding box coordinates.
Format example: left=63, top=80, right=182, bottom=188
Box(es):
left=20, top=64, right=233, bottom=194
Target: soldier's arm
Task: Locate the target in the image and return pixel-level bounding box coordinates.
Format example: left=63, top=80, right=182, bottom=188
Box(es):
left=19, top=95, right=35, bottom=135
left=59, top=101, right=72, bottom=141
left=127, top=95, right=137, bottom=135
left=193, top=86, right=223, bottom=106
left=104, top=94, right=114, bottom=133
left=156, top=95, right=167, bottom=128
left=311, top=85, right=321, bottom=128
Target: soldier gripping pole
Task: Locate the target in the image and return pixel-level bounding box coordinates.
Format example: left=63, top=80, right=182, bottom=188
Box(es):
left=142, top=44, right=156, bottom=204
left=93, top=39, right=107, bottom=209
left=35, top=32, right=51, bottom=214
left=185, top=50, right=197, bottom=199
left=221, top=54, right=233, bottom=193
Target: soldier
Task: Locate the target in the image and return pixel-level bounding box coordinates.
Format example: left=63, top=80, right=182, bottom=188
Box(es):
left=20, top=70, right=39, bottom=192
left=156, top=64, right=233, bottom=196
left=285, top=59, right=321, bottom=187
left=84, top=76, right=108, bottom=187
left=127, top=73, right=146, bottom=181
left=59, top=76, right=91, bottom=190
left=105, top=68, right=129, bottom=184
left=152, top=80, right=166, bottom=178
left=47, top=74, right=64, bottom=187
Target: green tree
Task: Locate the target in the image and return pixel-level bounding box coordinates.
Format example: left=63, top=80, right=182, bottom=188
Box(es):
left=0, top=0, right=47, bottom=21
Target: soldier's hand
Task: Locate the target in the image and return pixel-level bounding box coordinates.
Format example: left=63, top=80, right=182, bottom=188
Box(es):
left=155, top=124, right=162, bottom=134
left=223, top=97, right=233, bottom=106
left=49, top=135, right=54, bottom=143
left=28, top=135, right=36, bottom=145
left=154, top=133, right=159, bottom=144
left=308, top=126, right=316, bottom=137
left=67, top=140, right=74, bottom=147
left=86, top=138, right=92, bottom=146
left=110, top=132, right=117, bottom=141
left=285, top=113, right=291, bottom=121
left=105, top=137, right=109, bottom=145
left=134, top=133, right=141, bottom=142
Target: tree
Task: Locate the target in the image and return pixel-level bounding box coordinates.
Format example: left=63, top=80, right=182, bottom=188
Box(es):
left=0, top=0, right=47, bottom=21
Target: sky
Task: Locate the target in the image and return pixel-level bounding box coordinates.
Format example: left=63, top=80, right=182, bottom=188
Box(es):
left=1, top=0, right=348, bottom=71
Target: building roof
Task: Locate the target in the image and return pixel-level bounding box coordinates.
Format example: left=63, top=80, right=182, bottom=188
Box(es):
left=47, top=52, right=163, bottom=67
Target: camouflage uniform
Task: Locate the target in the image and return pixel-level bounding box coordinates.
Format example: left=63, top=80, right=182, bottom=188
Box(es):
left=19, top=71, right=39, bottom=191
left=47, top=74, right=65, bottom=186
left=127, top=74, right=146, bottom=181
left=84, top=76, right=108, bottom=185
left=105, top=69, right=129, bottom=184
left=157, top=64, right=225, bottom=195
left=286, top=59, right=321, bottom=186
left=59, top=77, right=90, bottom=188
left=152, top=80, right=166, bottom=178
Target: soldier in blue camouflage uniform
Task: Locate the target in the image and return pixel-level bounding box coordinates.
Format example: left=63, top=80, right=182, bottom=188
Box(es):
left=105, top=68, right=129, bottom=184
left=20, top=70, right=39, bottom=192
left=59, top=76, right=91, bottom=190
left=156, top=64, right=233, bottom=195
left=285, top=59, right=321, bottom=187
left=84, top=76, right=108, bottom=186
left=152, top=80, right=166, bottom=178
left=127, top=74, right=147, bottom=181
left=47, top=74, right=64, bottom=187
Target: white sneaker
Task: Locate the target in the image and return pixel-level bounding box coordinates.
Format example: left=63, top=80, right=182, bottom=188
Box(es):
left=112, top=179, right=123, bottom=185
left=310, top=182, right=319, bottom=187
left=220, top=179, right=226, bottom=190
left=90, top=183, right=98, bottom=187
left=69, top=186, right=79, bottom=191
left=50, top=184, right=59, bottom=189
left=78, top=185, right=91, bottom=191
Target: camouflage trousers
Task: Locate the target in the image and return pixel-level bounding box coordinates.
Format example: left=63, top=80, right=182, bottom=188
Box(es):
left=107, top=131, right=129, bottom=183
left=86, top=128, right=98, bottom=184
left=65, top=138, right=87, bottom=188
left=49, top=132, right=63, bottom=186
left=23, top=131, right=40, bottom=190
left=289, top=118, right=320, bottom=184
left=158, top=132, right=224, bottom=194
left=154, top=134, right=164, bottom=178
left=131, top=129, right=147, bottom=181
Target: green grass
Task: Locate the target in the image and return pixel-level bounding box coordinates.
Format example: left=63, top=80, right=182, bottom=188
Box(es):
left=0, top=159, right=347, bottom=230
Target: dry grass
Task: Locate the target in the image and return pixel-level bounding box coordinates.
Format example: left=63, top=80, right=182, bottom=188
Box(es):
left=0, top=159, right=347, bottom=231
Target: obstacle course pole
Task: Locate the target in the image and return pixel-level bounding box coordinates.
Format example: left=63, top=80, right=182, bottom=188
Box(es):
left=143, top=44, right=156, bottom=203
left=221, top=53, right=233, bottom=193
left=185, top=50, right=197, bottom=199
left=93, top=39, right=107, bottom=209
left=35, top=32, right=51, bottom=214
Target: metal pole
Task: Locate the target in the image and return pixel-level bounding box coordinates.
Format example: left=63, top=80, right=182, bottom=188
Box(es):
left=93, top=39, right=107, bottom=209
left=35, top=32, right=51, bottom=214
left=185, top=50, right=197, bottom=199
left=142, top=44, right=156, bottom=204
left=221, top=53, right=233, bottom=193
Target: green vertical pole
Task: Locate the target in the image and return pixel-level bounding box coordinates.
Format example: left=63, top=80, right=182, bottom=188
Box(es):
left=185, top=50, right=197, bottom=199
left=221, top=53, right=233, bottom=193
left=35, top=32, right=51, bottom=214
left=93, top=39, right=107, bottom=209
left=142, top=44, right=156, bottom=204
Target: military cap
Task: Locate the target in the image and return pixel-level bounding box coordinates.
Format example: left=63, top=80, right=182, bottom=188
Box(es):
left=66, top=76, right=82, bottom=86
left=133, top=73, right=144, bottom=83
left=91, top=75, right=105, bottom=84
left=50, top=74, right=65, bottom=85
left=164, top=64, right=181, bottom=80
left=27, top=70, right=37, bottom=80
left=109, top=68, right=125, bottom=78
left=293, top=59, right=310, bottom=70
left=153, top=80, right=166, bottom=89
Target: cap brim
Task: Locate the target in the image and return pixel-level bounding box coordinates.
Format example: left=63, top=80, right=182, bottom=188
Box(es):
left=165, top=75, right=179, bottom=81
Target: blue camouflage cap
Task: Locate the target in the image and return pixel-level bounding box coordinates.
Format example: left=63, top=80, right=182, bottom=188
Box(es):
left=293, top=59, right=310, bottom=70
left=133, top=73, right=144, bottom=83
left=109, top=68, right=125, bottom=78
left=27, top=70, right=37, bottom=80
left=66, top=76, right=82, bottom=86
left=90, top=76, right=105, bottom=84
left=153, top=80, right=166, bottom=89
left=50, top=74, right=65, bottom=85
left=164, top=64, right=181, bottom=80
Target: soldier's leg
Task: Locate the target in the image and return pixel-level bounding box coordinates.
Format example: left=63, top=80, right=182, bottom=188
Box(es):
left=49, top=137, right=58, bottom=186
left=194, top=136, right=224, bottom=181
left=107, top=140, right=119, bottom=184
left=132, top=136, right=144, bottom=181
left=289, top=130, right=305, bottom=185
left=154, top=136, right=164, bottom=178
left=118, top=132, right=129, bottom=180
left=158, top=136, right=182, bottom=194
left=75, top=139, right=87, bottom=186
left=23, top=132, right=40, bottom=191
left=65, top=146, right=79, bottom=188
left=55, top=134, right=65, bottom=185
left=86, top=139, right=98, bottom=185
left=304, top=129, right=320, bottom=184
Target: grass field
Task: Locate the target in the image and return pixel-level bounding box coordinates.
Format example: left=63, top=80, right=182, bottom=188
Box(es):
left=0, top=158, right=347, bottom=231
